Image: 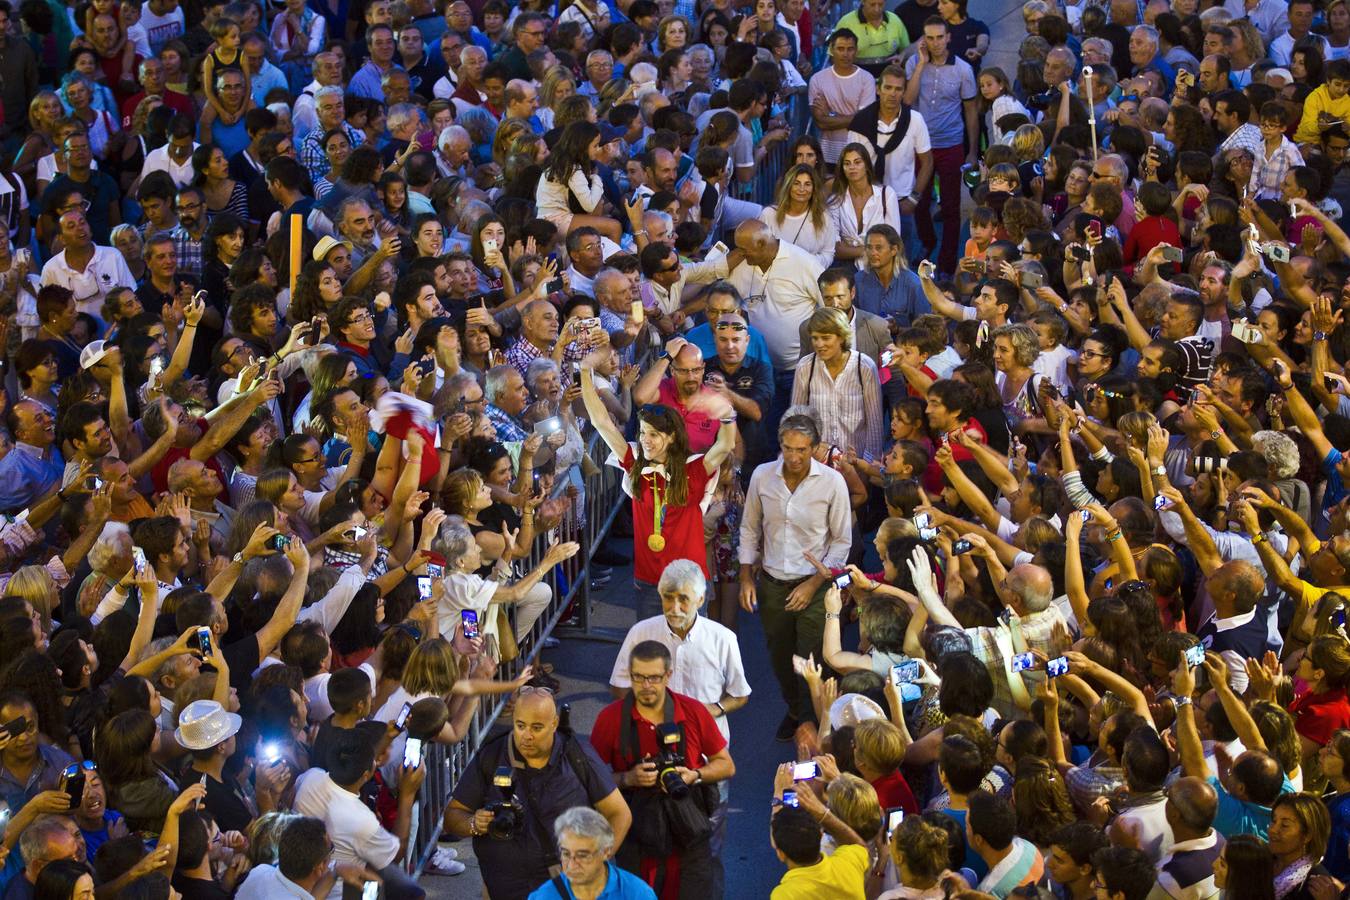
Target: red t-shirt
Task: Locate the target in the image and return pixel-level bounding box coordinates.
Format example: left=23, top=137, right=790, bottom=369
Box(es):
left=1123, top=214, right=1182, bottom=266
left=922, top=417, right=988, bottom=496
left=151, top=417, right=228, bottom=494
left=621, top=446, right=712, bottom=586
left=1291, top=687, right=1350, bottom=746
left=870, top=768, right=919, bottom=815
left=590, top=690, right=727, bottom=900
left=656, top=379, right=718, bottom=453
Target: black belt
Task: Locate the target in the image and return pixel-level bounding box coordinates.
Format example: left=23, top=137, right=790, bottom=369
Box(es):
left=760, top=572, right=809, bottom=586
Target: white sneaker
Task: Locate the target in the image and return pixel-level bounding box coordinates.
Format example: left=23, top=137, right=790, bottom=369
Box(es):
left=427, top=847, right=465, bottom=875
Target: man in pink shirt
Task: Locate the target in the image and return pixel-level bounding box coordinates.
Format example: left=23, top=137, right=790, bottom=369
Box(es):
left=631, top=338, right=723, bottom=452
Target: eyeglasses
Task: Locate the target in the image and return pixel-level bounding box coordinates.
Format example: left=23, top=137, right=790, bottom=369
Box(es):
left=671, top=365, right=705, bottom=376
left=518, top=685, right=555, bottom=695
left=59, top=199, right=92, bottom=214
left=348, top=313, right=374, bottom=325
left=523, top=28, right=547, bottom=37
left=629, top=672, right=667, bottom=685
left=559, top=848, right=599, bottom=863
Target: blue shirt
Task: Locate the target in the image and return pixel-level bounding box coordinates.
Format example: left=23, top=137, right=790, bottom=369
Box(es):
left=1207, top=773, right=1293, bottom=840
left=251, top=61, right=289, bottom=108
left=687, top=322, right=773, bottom=370
left=0, top=443, right=63, bottom=513
left=526, top=862, right=657, bottom=900
left=1327, top=792, right=1350, bottom=881
left=1325, top=448, right=1347, bottom=511
left=203, top=115, right=249, bottom=160
left=904, top=55, right=977, bottom=148
left=80, top=810, right=126, bottom=860
left=855, top=267, right=930, bottom=324
left=349, top=61, right=403, bottom=101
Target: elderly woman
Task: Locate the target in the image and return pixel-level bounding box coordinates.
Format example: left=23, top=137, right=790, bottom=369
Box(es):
left=433, top=517, right=578, bottom=659
left=110, top=225, right=146, bottom=282
left=790, top=307, right=884, bottom=460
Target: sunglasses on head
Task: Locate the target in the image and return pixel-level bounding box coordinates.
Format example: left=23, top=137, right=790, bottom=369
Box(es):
left=714, top=322, right=746, bottom=331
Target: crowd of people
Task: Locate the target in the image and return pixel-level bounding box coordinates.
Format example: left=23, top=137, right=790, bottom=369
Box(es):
left=11, top=0, right=1350, bottom=897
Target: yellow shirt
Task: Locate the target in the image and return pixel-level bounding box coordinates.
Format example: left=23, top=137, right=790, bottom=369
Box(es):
left=771, top=844, right=869, bottom=900
left=836, top=11, right=909, bottom=62
left=1295, top=85, right=1350, bottom=144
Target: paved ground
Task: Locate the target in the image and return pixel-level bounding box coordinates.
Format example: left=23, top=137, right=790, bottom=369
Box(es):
left=418, top=4, right=1030, bottom=896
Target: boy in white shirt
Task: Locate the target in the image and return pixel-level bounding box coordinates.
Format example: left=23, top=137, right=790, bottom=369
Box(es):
left=1029, top=309, right=1079, bottom=396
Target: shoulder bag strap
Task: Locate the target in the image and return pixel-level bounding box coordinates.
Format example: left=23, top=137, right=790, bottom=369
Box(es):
left=551, top=874, right=574, bottom=899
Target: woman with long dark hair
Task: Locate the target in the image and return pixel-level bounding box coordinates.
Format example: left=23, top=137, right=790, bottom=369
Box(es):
left=580, top=361, right=736, bottom=618
left=1214, top=834, right=1275, bottom=900
left=828, top=142, right=903, bottom=269
left=534, top=121, right=623, bottom=242
left=191, top=143, right=251, bottom=221
left=287, top=259, right=343, bottom=326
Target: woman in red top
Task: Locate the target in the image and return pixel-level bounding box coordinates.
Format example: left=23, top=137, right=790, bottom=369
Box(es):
left=579, top=365, right=736, bottom=620
left=1290, top=635, right=1350, bottom=754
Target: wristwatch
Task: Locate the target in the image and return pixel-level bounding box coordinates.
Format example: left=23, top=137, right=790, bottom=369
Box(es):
left=1315, top=330, right=1329, bottom=341
left=1151, top=466, right=1166, bottom=476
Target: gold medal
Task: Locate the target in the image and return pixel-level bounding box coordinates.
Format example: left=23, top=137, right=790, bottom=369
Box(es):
left=647, top=534, right=667, bottom=552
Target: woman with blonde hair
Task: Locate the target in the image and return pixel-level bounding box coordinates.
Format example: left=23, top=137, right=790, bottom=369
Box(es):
left=3, top=565, right=57, bottom=633
left=14, top=91, right=64, bottom=187
left=492, top=117, right=535, bottom=169
left=760, top=163, right=838, bottom=268
left=537, top=66, right=577, bottom=132
left=991, top=323, right=1043, bottom=427
left=824, top=772, right=882, bottom=848
left=828, top=142, right=903, bottom=269
left=790, top=307, right=884, bottom=460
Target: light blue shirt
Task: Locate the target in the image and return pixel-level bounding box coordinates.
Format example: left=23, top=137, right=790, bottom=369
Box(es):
left=526, top=862, right=657, bottom=900
left=1207, top=773, right=1294, bottom=840
left=251, top=60, right=289, bottom=108
left=349, top=60, right=403, bottom=101
left=904, top=55, right=977, bottom=149
left=0, top=443, right=62, bottom=513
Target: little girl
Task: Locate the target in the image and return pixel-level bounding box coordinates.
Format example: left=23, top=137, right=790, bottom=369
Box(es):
left=201, top=17, right=252, bottom=124
left=978, top=67, right=1031, bottom=146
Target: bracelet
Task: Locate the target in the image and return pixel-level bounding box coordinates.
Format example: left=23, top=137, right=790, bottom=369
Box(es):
left=1105, top=530, right=1124, bottom=542
left=714, top=701, right=725, bottom=716
left=1175, top=695, right=1192, bottom=707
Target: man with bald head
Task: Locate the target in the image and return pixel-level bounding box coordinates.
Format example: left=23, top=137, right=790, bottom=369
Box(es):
left=907, top=556, right=1069, bottom=718
left=445, top=687, right=630, bottom=900
left=727, top=219, right=825, bottom=429
left=1145, top=777, right=1221, bottom=900
left=1195, top=560, right=1278, bottom=694
left=632, top=336, right=723, bottom=452
left=1199, top=55, right=1231, bottom=95
left=505, top=299, right=564, bottom=379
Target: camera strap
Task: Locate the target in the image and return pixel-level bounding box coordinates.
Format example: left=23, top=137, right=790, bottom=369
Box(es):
left=618, top=691, right=676, bottom=769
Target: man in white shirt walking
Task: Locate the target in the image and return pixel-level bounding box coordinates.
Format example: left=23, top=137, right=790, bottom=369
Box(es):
left=739, top=412, right=852, bottom=744
left=608, top=559, right=751, bottom=894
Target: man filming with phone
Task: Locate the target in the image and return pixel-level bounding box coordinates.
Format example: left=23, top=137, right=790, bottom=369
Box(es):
left=445, top=687, right=630, bottom=900
left=591, top=641, right=735, bottom=899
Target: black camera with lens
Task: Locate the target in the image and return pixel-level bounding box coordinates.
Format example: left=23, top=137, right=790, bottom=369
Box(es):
left=1026, top=91, right=1056, bottom=110
left=651, top=723, right=689, bottom=800
left=486, top=767, right=525, bottom=840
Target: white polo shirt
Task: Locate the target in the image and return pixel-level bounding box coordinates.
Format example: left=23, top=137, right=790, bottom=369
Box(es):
left=139, top=143, right=198, bottom=188
left=294, top=768, right=400, bottom=898
left=727, top=241, right=825, bottom=371
left=609, top=614, right=751, bottom=742
left=846, top=108, right=932, bottom=200
left=39, top=246, right=136, bottom=316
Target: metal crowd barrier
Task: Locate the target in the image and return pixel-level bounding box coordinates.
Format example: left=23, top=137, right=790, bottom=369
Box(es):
left=407, top=400, right=639, bottom=876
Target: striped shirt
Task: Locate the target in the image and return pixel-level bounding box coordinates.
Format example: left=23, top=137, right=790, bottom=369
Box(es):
left=790, top=350, right=885, bottom=461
